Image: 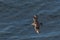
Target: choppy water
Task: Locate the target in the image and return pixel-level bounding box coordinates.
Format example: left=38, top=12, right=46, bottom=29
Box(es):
left=0, top=0, right=60, bottom=40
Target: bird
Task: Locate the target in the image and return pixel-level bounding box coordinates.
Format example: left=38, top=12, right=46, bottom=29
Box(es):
left=32, top=15, right=40, bottom=33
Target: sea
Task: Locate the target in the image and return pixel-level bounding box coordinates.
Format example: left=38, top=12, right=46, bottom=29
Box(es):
left=0, top=0, right=60, bottom=40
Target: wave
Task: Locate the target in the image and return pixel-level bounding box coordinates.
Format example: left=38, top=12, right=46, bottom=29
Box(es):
left=20, top=31, right=60, bottom=39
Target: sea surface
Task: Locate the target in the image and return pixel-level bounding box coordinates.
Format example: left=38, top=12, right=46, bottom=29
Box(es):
left=0, top=0, right=60, bottom=40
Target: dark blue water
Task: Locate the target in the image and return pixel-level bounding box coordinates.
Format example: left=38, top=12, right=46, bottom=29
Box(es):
left=0, top=0, right=60, bottom=40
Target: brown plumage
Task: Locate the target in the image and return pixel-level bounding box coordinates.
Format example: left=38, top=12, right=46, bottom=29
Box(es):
left=32, top=15, right=40, bottom=33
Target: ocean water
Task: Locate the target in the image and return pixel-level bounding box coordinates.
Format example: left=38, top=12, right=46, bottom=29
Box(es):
left=0, top=0, right=60, bottom=40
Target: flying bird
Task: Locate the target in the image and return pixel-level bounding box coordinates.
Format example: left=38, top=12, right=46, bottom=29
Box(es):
left=32, top=15, right=40, bottom=33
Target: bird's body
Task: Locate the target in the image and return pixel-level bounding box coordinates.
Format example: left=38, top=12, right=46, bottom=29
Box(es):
left=32, top=15, right=40, bottom=33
